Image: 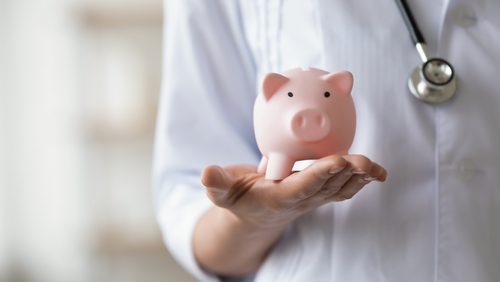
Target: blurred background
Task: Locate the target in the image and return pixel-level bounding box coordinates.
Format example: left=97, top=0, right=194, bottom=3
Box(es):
left=0, top=0, right=196, bottom=281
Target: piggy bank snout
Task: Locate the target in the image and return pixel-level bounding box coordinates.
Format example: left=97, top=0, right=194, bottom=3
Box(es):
left=291, top=109, right=331, bottom=142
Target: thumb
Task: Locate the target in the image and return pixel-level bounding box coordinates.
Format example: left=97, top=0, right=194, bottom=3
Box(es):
left=201, top=165, right=235, bottom=206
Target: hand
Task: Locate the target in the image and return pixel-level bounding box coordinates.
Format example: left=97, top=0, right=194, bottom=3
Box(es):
left=202, top=154, right=387, bottom=227
left=195, top=154, right=387, bottom=276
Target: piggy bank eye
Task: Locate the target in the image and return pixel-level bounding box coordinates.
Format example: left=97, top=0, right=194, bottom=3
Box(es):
left=288, top=92, right=293, bottom=97
left=324, top=92, right=331, bottom=98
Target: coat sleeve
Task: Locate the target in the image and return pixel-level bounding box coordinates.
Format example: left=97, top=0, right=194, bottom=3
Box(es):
left=153, top=0, right=260, bottom=281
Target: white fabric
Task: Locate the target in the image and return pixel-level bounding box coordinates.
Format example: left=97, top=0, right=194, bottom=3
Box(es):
left=153, top=0, right=500, bottom=281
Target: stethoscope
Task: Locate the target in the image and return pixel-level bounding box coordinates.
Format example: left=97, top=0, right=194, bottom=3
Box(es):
left=395, top=0, right=457, bottom=104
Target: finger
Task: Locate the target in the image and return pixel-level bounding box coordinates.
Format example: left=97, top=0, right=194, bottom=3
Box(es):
left=279, top=155, right=346, bottom=203
left=378, top=168, right=388, bottom=182
left=201, top=165, right=235, bottom=206
left=360, top=162, right=384, bottom=181
left=316, top=155, right=371, bottom=198
left=326, top=174, right=370, bottom=202
left=314, top=167, right=355, bottom=198
left=201, top=165, right=234, bottom=189
left=322, top=159, right=388, bottom=202
left=326, top=160, right=390, bottom=201
left=376, top=164, right=388, bottom=182
left=342, top=155, right=373, bottom=174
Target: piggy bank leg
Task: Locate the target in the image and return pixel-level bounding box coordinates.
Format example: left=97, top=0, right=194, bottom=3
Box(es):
left=257, top=156, right=268, bottom=174
left=265, top=153, right=295, bottom=180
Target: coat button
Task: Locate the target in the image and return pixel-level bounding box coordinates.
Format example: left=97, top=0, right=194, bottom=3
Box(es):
left=454, top=159, right=476, bottom=182
left=450, top=5, right=477, bottom=27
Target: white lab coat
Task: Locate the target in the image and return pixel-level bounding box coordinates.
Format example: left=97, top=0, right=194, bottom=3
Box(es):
left=153, top=0, right=500, bottom=281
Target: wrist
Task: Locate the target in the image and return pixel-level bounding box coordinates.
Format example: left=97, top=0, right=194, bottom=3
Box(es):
left=194, top=206, right=292, bottom=276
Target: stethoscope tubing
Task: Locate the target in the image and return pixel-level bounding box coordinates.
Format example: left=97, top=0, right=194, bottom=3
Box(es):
left=394, top=0, right=426, bottom=45
left=394, top=0, right=457, bottom=104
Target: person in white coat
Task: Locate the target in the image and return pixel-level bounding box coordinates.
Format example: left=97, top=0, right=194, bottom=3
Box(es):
left=153, top=0, right=500, bottom=281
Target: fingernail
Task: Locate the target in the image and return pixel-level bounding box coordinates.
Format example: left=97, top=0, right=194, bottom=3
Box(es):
left=329, top=166, right=344, bottom=174
left=352, top=168, right=364, bottom=174
left=362, top=174, right=376, bottom=181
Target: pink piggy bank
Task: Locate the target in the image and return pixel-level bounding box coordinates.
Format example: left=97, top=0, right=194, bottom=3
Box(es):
left=254, top=67, right=356, bottom=180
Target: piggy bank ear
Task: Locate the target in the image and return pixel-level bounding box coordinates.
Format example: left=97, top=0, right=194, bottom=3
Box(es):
left=262, top=73, right=289, bottom=101
left=322, top=71, right=353, bottom=95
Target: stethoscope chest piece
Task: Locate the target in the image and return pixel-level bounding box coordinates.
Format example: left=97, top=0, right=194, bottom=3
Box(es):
left=409, top=58, right=457, bottom=104
left=396, top=0, right=458, bottom=105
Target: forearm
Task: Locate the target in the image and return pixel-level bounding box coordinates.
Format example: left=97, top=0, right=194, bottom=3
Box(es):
left=193, top=205, right=290, bottom=277
left=194, top=157, right=387, bottom=277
